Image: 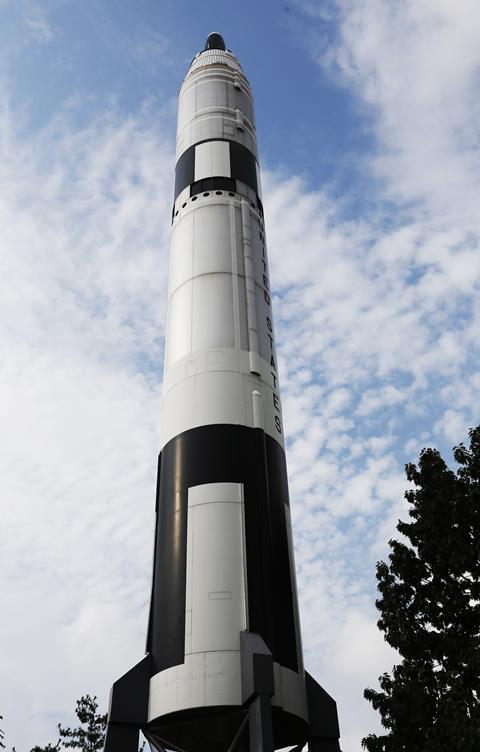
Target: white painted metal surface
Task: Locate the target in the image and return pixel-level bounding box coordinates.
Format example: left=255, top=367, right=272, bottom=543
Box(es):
left=148, top=651, right=242, bottom=720
left=194, top=140, right=231, bottom=181
left=186, top=482, right=247, bottom=654
left=148, top=656, right=308, bottom=723
left=148, top=482, right=247, bottom=720
left=162, top=192, right=285, bottom=450
left=176, top=62, right=257, bottom=161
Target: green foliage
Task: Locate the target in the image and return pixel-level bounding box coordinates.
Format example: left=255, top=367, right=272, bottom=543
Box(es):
left=25, top=694, right=141, bottom=752
left=362, top=426, right=480, bottom=752
left=57, top=696, right=107, bottom=752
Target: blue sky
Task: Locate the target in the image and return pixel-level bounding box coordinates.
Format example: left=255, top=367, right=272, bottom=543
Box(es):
left=1, top=1, right=479, bottom=751
left=2, top=1, right=365, bottom=192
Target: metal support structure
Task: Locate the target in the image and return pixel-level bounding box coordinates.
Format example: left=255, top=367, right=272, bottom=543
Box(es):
left=104, top=635, right=341, bottom=752
left=247, top=694, right=274, bottom=752
left=305, top=672, right=341, bottom=752
left=104, top=724, right=140, bottom=752
left=105, top=655, right=151, bottom=752
left=240, top=631, right=275, bottom=752
left=226, top=714, right=249, bottom=752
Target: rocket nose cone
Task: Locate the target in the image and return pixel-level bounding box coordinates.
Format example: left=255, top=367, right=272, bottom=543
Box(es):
left=204, top=32, right=226, bottom=51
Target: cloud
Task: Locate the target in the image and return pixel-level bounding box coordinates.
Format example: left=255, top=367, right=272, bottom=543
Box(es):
left=273, top=2, right=480, bottom=748
left=434, top=408, right=469, bottom=444
left=24, top=14, right=54, bottom=45
left=0, top=95, right=174, bottom=747
left=1, top=4, right=480, bottom=751
left=297, top=0, right=480, bottom=220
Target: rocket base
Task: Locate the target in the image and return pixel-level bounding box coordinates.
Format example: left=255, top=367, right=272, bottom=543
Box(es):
left=104, top=633, right=340, bottom=752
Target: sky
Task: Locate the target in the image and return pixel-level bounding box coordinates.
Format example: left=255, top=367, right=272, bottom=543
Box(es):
left=1, top=1, right=479, bottom=750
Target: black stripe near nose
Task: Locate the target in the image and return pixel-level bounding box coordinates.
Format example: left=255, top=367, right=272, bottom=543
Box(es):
left=174, top=139, right=259, bottom=202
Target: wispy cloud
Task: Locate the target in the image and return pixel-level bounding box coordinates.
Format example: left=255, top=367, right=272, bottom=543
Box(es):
left=273, top=2, right=480, bottom=748
left=296, top=0, right=480, bottom=219
left=24, top=14, right=54, bottom=45
left=1, top=3, right=479, bottom=751
left=0, top=95, right=174, bottom=747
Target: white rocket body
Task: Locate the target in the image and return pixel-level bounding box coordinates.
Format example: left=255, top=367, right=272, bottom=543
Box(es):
left=148, top=41, right=306, bottom=727
left=104, top=34, right=340, bottom=752
left=162, top=47, right=282, bottom=448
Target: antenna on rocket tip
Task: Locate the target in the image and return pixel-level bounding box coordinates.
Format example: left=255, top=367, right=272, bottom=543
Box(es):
left=204, top=32, right=226, bottom=51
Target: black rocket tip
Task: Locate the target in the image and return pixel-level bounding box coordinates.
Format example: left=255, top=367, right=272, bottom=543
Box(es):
left=204, top=32, right=226, bottom=51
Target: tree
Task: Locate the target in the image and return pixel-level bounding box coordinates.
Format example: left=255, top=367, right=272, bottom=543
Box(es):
left=27, top=695, right=138, bottom=752
left=57, top=695, right=107, bottom=752
left=362, top=426, right=480, bottom=752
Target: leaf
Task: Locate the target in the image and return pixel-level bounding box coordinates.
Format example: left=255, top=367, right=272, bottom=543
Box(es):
left=362, top=426, right=480, bottom=751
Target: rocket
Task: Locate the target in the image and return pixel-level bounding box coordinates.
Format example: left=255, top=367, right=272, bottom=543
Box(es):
left=105, top=33, right=341, bottom=752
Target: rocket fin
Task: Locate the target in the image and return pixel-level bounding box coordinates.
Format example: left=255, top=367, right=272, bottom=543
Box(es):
left=104, top=724, right=140, bottom=752
left=104, top=655, right=152, bottom=752
left=240, top=632, right=275, bottom=752
left=240, top=630, right=275, bottom=704
left=305, top=672, right=341, bottom=752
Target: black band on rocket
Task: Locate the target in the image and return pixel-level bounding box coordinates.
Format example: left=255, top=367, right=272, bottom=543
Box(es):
left=146, top=423, right=298, bottom=676
left=190, top=176, right=236, bottom=197
left=174, top=140, right=259, bottom=201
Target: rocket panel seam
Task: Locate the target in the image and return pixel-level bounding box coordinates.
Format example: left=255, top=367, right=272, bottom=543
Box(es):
left=166, top=271, right=248, bottom=302
left=173, top=189, right=264, bottom=226
left=181, top=71, right=254, bottom=101
left=162, top=354, right=278, bottom=389
left=229, top=200, right=242, bottom=350
left=178, top=106, right=256, bottom=133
